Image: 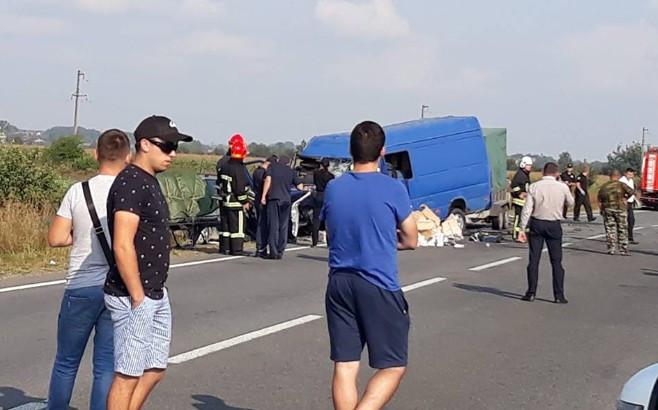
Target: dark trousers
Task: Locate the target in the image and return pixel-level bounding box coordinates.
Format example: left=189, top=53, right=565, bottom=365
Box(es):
left=255, top=203, right=268, bottom=252
left=311, top=192, right=325, bottom=246
left=526, top=218, right=565, bottom=298
left=574, top=193, right=593, bottom=220
left=267, top=200, right=291, bottom=257
left=627, top=202, right=635, bottom=241
left=219, top=206, right=245, bottom=254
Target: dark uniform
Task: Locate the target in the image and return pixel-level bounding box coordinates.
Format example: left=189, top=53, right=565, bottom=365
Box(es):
left=574, top=173, right=595, bottom=222
left=216, top=153, right=230, bottom=175
left=252, top=165, right=268, bottom=255
left=217, top=158, right=249, bottom=255
left=265, top=161, right=302, bottom=259
left=560, top=170, right=576, bottom=218
left=311, top=167, right=335, bottom=246
left=511, top=168, right=531, bottom=240
left=598, top=180, right=634, bottom=255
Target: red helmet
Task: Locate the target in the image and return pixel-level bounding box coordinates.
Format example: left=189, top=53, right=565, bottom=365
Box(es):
left=228, top=134, right=244, bottom=147
left=230, top=139, right=248, bottom=159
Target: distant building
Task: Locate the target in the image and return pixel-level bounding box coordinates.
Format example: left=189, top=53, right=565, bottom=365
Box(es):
left=33, top=138, right=47, bottom=146
left=0, top=131, right=6, bottom=144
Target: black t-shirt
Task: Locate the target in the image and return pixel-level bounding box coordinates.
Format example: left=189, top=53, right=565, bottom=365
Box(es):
left=313, top=169, right=335, bottom=192
left=265, top=162, right=302, bottom=202
left=560, top=171, right=576, bottom=184
left=104, top=164, right=171, bottom=300
left=576, top=173, right=589, bottom=195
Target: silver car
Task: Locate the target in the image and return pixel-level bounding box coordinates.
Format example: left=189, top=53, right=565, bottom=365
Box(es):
left=618, top=363, right=658, bottom=409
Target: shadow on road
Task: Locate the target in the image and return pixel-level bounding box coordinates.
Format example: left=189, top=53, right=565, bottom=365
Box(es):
left=452, top=283, right=555, bottom=303
left=0, top=386, right=46, bottom=409
left=643, top=269, right=658, bottom=276
left=296, top=254, right=329, bottom=263
left=191, top=394, right=254, bottom=410
left=562, top=246, right=609, bottom=255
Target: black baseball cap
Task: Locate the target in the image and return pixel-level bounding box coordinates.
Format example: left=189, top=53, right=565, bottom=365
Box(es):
left=134, top=115, right=193, bottom=143
left=567, top=163, right=573, bottom=168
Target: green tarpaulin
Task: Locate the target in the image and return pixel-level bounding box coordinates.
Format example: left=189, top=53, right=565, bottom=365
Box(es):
left=482, top=128, right=507, bottom=193
left=156, top=172, right=207, bottom=221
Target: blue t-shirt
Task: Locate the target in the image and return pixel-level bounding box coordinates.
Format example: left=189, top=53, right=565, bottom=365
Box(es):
left=320, top=172, right=413, bottom=291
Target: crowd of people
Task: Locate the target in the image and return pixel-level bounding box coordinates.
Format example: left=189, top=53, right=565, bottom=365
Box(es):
left=43, top=115, right=416, bottom=410
left=513, top=158, right=640, bottom=304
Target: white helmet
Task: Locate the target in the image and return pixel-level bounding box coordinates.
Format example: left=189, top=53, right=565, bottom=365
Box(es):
left=520, top=156, right=533, bottom=168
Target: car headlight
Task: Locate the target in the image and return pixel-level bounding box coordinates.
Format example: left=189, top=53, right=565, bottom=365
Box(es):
left=617, top=400, right=644, bottom=410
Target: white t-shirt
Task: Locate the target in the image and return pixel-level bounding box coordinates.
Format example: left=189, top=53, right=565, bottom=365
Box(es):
left=619, top=176, right=636, bottom=203
left=57, top=175, right=116, bottom=289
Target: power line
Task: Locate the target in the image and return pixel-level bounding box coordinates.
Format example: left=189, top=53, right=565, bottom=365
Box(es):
left=72, top=69, right=87, bottom=136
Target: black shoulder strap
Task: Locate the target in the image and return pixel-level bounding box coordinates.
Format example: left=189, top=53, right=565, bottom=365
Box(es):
left=82, top=181, right=116, bottom=268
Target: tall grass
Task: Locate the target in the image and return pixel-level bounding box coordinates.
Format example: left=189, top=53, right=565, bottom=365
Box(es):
left=0, top=201, right=68, bottom=275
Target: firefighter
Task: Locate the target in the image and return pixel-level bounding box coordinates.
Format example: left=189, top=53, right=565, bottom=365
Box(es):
left=511, top=156, right=533, bottom=242
left=217, top=135, right=250, bottom=256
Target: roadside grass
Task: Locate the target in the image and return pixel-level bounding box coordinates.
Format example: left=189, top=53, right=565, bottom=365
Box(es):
left=0, top=201, right=69, bottom=276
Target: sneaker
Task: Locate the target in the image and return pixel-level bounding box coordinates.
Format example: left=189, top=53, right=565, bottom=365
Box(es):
left=608, top=250, right=616, bottom=255
left=619, top=251, right=631, bottom=256
left=588, top=217, right=597, bottom=222
left=630, top=240, right=639, bottom=245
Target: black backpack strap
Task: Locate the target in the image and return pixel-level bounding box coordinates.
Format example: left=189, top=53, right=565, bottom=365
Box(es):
left=81, top=181, right=116, bottom=267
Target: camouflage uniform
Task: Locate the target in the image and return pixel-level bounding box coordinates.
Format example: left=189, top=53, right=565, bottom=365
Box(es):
left=597, top=181, right=635, bottom=254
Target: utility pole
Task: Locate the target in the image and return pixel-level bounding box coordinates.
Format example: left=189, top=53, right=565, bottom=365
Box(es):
left=72, top=70, right=87, bottom=136
left=421, top=105, right=429, bottom=119
left=641, top=127, right=649, bottom=174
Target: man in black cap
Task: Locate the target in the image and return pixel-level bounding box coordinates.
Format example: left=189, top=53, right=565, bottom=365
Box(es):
left=311, top=158, right=334, bottom=247
left=560, top=163, right=577, bottom=218
left=104, top=115, right=192, bottom=410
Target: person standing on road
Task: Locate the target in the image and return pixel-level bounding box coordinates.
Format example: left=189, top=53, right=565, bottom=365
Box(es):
left=46, top=129, right=131, bottom=410
left=560, top=163, right=577, bottom=218
left=511, top=156, right=533, bottom=242
left=574, top=166, right=597, bottom=222
left=260, top=156, right=305, bottom=259
left=619, top=168, right=639, bottom=245
left=598, top=170, right=635, bottom=256
left=252, top=156, right=277, bottom=257
left=103, top=116, right=193, bottom=410
left=518, top=162, right=574, bottom=304
left=311, top=158, right=335, bottom=247
left=321, top=121, right=418, bottom=410
left=217, top=136, right=251, bottom=256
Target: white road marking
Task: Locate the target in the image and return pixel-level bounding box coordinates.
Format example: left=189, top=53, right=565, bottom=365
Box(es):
left=0, top=279, right=66, bottom=294
left=635, top=227, right=645, bottom=231
left=168, top=314, right=323, bottom=364
left=9, top=403, right=47, bottom=410
left=541, top=242, right=573, bottom=253
left=586, top=233, right=607, bottom=240
left=652, top=224, right=658, bottom=228
left=0, top=246, right=311, bottom=294
left=401, top=277, right=446, bottom=292
left=468, top=257, right=522, bottom=271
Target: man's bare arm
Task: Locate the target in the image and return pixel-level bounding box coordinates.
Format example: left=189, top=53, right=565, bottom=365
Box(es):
left=113, top=211, right=144, bottom=308
left=48, top=216, right=73, bottom=247
left=397, top=214, right=418, bottom=251
left=261, top=176, right=272, bottom=205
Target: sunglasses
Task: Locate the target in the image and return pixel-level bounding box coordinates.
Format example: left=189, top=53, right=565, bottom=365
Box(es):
left=148, top=139, right=178, bottom=155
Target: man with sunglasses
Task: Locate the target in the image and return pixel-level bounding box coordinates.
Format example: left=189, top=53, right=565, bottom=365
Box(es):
left=104, top=115, right=192, bottom=410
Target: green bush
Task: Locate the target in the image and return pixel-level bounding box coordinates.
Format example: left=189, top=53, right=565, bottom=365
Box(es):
left=0, top=146, right=69, bottom=205
left=46, top=135, right=85, bottom=164
left=72, top=153, right=98, bottom=171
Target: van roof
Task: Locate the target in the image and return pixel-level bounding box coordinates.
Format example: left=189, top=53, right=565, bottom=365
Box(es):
left=299, top=116, right=481, bottom=159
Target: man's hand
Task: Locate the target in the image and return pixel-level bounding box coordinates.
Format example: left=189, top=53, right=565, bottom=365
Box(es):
left=520, top=193, right=527, bottom=199
left=261, top=197, right=267, bottom=206
left=243, top=203, right=251, bottom=212
left=131, top=292, right=145, bottom=310
left=518, top=231, right=527, bottom=243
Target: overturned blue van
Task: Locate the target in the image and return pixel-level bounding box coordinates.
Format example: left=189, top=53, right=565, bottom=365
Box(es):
left=297, top=116, right=501, bottom=226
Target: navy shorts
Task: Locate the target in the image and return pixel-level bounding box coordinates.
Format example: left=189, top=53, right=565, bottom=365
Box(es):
left=325, top=271, right=410, bottom=369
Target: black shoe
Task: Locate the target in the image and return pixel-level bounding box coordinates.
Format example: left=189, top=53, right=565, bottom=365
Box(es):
left=573, top=218, right=580, bottom=222
left=521, top=293, right=535, bottom=302
left=588, top=217, right=597, bottom=222
left=554, top=296, right=569, bottom=304
left=230, top=250, right=251, bottom=257
left=275, top=254, right=283, bottom=260
left=263, top=253, right=279, bottom=260
left=630, top=240, right=639, bottom=245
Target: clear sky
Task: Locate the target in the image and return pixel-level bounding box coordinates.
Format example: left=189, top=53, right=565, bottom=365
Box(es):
left=1, top=0, right=656, bottom=160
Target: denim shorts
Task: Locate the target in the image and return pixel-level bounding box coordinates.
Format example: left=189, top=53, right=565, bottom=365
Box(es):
left=104, top=289, right=171, bottom=377
left=325, top=271, right=410, bottom=369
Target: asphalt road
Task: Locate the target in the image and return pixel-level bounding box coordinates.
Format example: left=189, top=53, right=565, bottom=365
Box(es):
left=1, top=212, right=658, bottom=409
